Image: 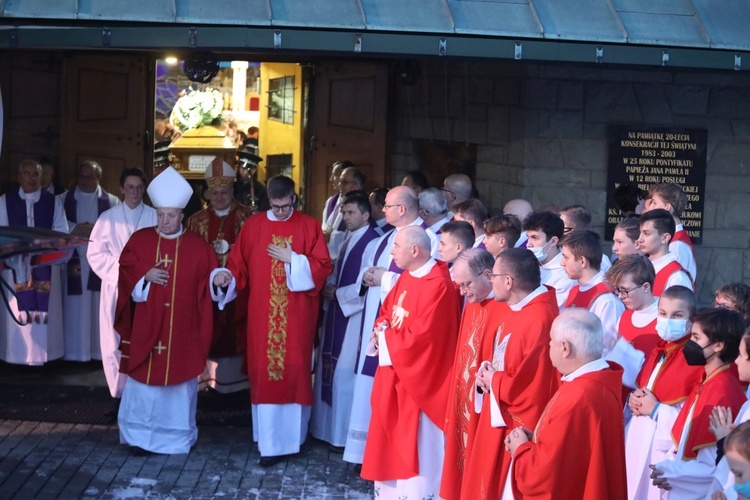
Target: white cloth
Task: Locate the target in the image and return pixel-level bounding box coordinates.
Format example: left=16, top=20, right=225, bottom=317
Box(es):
left=252, top=403, right=311, bottom=457
left=651, top=252, right=694, bottom=293
left=60, top=187, right=120, bottom=361
left=579, top=271, right=625, bottom=357
left=540, top=252, right=576, bottom=309
left=601, top=253, right=612, bottom=272
left=87, top=202, right=157, bottom=396
left=706, top=401, right=750, bottom=499
left=374, top=411, right=445, bottom=500
left=473, top=233, right=486, bottom=249
left=312, top=225, right=371, bottom=446
left=344, top=217, right=436, bottom=464
left=374, top=218, right=390, bottom=236
left=654, top=397, right=718, bottom=499
left=514, top=233, right=528, bottom=248
left=0, top=189, right=68, bottom=365
left=118, top=376, right=198, bottom=454
left=672, top=223, right=697, bottom=283
left=425, top=216, right=450, bottom=235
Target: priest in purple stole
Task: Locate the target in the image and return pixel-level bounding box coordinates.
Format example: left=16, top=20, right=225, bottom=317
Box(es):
left=312, top=193, right=379, bottom=447
left=60, top=160, right=120, bottom=361
left=0, top=159, right=69, bottom=365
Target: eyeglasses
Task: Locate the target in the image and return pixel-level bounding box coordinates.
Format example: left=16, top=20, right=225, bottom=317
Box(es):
left=441, top=188, right=456, bottom=197
left=270, top=203, right=294, bottom=212
left=383, top=204, right=403, bottom=210
left=563, top=227, right=574, bottom=234
left=613, top=284, right=643, bottom=298
left=455, top=274, right=483, bottom=290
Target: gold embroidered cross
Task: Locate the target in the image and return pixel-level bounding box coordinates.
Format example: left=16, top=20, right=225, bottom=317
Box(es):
left=154, top=341, right=167, bottom=354
left=157, top=254, right=173, bottom=268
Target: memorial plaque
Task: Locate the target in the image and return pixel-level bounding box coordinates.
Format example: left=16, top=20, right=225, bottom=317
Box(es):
left=606, top=126, right=707, bottom=244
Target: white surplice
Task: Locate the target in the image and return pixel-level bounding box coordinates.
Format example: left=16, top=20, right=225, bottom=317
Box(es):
left=577, top=270, right=625, bottom=357
left=671, top=223, right=697, bottom=284
left=343, top=217, right=437, bottom=464
left=311, top=225, right=371, bottom=447
left=540, top=252, right=576, bottom=309
left=0, top=189, right=68, bottom=365
left=215, top=209, right=315, bottom=457
left=118, top=376, right=198, bottom=454
left=87, top=201, right=157, bottom=397
left=59, top=187, right=120, bottom=361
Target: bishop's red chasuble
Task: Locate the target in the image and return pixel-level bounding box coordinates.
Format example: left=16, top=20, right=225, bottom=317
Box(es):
left=115, top=228, right=217, bottom=386
left=511, top=363, right=628, bottom=500
left=460, top=286, right=559, bottom=500
left=635, top=336, right=704, bottom=405
left=361, top=261, right=461, bottom=481
left=187, top=202, right=252, bottom=358
left=226, top=210, right=332, bottom=405
left=670, top=363, right=746, bottom=459
left=440, top=297, right=508, bottom=500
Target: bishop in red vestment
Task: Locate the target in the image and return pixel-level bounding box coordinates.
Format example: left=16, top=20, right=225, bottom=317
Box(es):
left=361, top=226, right=461, bottom=499
left=214, top=175, right=332, bottom=465
left=187, top=158, right=252, bottom=393
left=466, top=248, right=559, bottom=500
left=508, top=309, right=628, bottom=500
left=439, top=249, right=507, bottom=500
left=116, top=166, right=218, bottom=455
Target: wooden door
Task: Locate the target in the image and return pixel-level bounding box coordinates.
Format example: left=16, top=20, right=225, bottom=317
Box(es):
left=0, top=52, right=63, bottom=193
left=307, top=62, right=390, bottom=220
left=61, top=54, right=149, bottom=194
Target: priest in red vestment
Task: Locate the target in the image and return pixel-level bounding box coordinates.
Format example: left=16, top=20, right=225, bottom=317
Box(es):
left=187, top=157, right=252, bottom=393
left=116, top=166, right=218, bottom=455
left=463, top=248, right=559, bottom=500
left=213, top=175, right=332, bottom=467
left=361, top=226, right=461, bottom=499
left=507, top=308, right=628, bottom=500
left=440, top=248, right=507, bottom=500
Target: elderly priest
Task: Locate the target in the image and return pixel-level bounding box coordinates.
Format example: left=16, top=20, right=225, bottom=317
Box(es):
left=115, top=166, right=219, bottom=454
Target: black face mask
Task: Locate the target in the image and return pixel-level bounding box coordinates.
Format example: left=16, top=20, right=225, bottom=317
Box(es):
left=683, top=339, right=714, bottom=366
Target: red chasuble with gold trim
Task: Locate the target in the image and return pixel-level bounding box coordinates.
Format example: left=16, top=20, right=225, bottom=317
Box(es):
left=226, top=210, right=332, bottom=405
left=635, top=336, right=704, bottom=405
left=440, top=297, right=508, bottom=500
left=670, top=363, right=746, bottom=459
left=460, top=286, right=559, bottom=500
left=361, top=261, right=461, bottom=482
left=511, top=362, right=628, bottom=500
left=115, top=228, right=217, bottom=386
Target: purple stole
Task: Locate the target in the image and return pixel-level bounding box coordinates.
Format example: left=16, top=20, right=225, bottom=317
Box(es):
left=355, top=228, right=404, bottom=377
left=324, top=192, right=340, bottom=222
left=321, top=224, right=379, bottom=404
left=5, top=189, right=55, bottom=311
left=63, top=188, right=111, bottom=295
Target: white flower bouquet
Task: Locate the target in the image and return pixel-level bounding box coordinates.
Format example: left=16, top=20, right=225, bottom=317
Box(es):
left=170, top=88, right=225, bottom=132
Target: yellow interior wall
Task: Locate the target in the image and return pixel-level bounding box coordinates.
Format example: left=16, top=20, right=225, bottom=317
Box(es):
left=258, top=62, right=304, bottom=188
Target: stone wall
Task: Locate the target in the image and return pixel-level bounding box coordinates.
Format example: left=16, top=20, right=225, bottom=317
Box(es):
left=389, top=59, right=750, bottom=305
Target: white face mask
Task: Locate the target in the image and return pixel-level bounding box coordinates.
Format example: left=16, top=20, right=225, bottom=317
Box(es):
left=530, top=239, right=555, bottom=263
left=655, top=317, right=689, bottom=342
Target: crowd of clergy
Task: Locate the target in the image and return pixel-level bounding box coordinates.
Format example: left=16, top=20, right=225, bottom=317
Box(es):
left=2, top=153, right=750, bottom=500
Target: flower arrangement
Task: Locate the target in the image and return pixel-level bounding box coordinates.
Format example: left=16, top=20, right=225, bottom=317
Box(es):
left=170, top=88, right=224, bottom=132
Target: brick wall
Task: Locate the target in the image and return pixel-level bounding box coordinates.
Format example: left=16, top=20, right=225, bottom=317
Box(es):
left=389, top=59, right=750, bottom=305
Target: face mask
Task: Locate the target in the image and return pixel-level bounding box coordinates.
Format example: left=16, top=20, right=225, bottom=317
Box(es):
left=656, top=317, right=689, bottom=342
left=531, top=239, right=555, bottom=263
left=682, top=339, right=714, bottom=366
left=734, top=480, right=750, bottom=498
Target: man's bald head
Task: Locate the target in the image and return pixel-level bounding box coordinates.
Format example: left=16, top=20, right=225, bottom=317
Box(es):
left=384, top=185, right=420, bottom=227
left=443, top=174, right=473, bottom=208
left=391, top=225, right=432, bottom=271
left=503, top=199, right=533, bottom=223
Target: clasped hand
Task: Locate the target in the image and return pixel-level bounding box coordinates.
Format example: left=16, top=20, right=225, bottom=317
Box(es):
left=505, top=427, right=532, bottom=457
left=212, top=270, right=233, bottom=288
left=475, top=360, right=496, bottom=393
left=628, top=387, right=659, bottom=417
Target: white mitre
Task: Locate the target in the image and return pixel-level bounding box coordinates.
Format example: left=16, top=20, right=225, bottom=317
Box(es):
left=147, top=166, right=192, bottom=209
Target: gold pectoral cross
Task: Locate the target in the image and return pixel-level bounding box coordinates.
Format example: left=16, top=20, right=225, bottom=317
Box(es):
left=154, top=341, right=167, bottom=354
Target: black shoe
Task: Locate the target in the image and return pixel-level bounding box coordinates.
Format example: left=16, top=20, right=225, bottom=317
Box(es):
left=328, top=445, right=345, bottom=454
left=130, top=446, right=152, bottom=456
left=259, top=455, right=285, bottom=467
